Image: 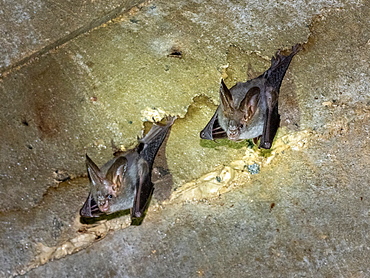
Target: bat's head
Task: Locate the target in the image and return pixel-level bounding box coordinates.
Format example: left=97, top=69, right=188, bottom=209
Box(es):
left=219, top=80, right=260, bottom=141
left=80, top=154, right=135, bottom=218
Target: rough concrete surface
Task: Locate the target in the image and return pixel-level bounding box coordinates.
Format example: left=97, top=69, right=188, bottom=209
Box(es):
left=0, top=0, right=369, bottom=277
left=0, top=0, right=145, bottom=72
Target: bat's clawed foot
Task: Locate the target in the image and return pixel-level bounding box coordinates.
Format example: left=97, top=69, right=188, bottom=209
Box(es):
left=251, top=136, right=273, bottom=149
left=156, top=115, right=177, bottom=126
left=259, top=141, right=272, bottom=149
left=130, top=210, right=146, bottom=226
left=291, top=43, right=303, bottom=54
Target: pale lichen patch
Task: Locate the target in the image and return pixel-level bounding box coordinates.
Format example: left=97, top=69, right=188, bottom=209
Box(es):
left=170, top=129, right=313, bottom=203
left=26, top=214, right=132, bottom=274
left=141, top=107, right=170, bottom=122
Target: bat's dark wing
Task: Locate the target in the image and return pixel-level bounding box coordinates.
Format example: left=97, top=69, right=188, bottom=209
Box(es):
left=138, top=117, right=174, bottom=167
left=259, top=44, right=301, bottom=149
left=263, top=44, right=301, bottom=90
left=131, top=117, right=175, bottom=223
left=200, top=108, right=227, bottom=140
left=131, top=159, right=153, bottom=223
left=259, top=90, right=280, bottom=149
left=80, top=193, right=103, bottom=218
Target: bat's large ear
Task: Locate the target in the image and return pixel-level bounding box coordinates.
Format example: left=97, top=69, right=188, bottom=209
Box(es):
left=86, top=154, right=104, bottom=187
left=219, top=79, right=234, bottom=111
left=106, top=156, right=127, bottom=190
left=239, top=87, right=260, bottom=120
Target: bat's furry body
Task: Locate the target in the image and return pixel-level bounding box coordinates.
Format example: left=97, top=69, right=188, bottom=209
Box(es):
left=80, top=117, right=175, bottom=222
left=200, top=44, right=301, bottom=149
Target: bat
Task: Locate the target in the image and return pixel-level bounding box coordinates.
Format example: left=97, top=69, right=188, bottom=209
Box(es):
left=200, top=44, right=301, bottom=149
left=80, top=117, right=175, bottom=223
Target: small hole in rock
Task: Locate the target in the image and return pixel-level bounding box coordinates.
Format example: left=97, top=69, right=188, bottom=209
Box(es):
left=168, top=47, right=183, bottom=58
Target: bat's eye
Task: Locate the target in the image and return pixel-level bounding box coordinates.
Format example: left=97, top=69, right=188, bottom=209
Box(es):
left=107, top=194, right=113, bottom=199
